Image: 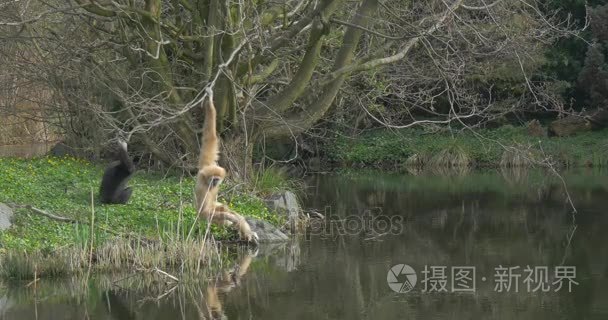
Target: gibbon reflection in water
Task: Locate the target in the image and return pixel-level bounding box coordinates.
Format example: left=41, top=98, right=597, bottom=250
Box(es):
left=200, top=249, right=257, bottom=320
left=102, top=250, right=258, bottom=320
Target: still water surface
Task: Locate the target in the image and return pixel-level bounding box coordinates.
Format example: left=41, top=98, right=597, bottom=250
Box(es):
left=1, top=169, right=607, bottom=319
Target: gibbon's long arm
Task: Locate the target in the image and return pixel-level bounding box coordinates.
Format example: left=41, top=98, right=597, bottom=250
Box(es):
left=117, top=140, right=135, bottom=172
left=198, top=99, right=220, bottom=169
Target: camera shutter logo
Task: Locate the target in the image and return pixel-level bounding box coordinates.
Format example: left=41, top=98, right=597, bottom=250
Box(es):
left=387, top=264, right=417, bottom=293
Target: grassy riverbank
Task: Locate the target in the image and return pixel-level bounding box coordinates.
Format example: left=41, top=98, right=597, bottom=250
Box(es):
left=0, top=157, right=281, bottom=279
left=330, top=126, right=608, bottom=169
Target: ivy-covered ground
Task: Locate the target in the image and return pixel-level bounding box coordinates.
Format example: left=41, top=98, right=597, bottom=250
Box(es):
left=0, top=156, right=282, bottom=278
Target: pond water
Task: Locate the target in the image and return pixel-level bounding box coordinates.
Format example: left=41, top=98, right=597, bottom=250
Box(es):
left=1, top=169, right=608, bottom=320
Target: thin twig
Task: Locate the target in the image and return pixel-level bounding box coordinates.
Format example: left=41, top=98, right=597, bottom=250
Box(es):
left=153, top=268, right=180, bottom=282
left=86, top=188, right=96, bottom=279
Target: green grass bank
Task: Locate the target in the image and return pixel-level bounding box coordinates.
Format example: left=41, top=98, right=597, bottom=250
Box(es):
left=330, top=126, right=608, bottom=169
left=0, top=157, right=282, bottom=279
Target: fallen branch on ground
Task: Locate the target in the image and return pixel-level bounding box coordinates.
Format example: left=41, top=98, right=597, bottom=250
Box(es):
left=8, top=203, right=81, bottom=223
left=7, top=203, right=126, bottom=236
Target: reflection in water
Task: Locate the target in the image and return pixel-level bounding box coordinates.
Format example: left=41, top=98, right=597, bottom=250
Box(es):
left=1, top=169, right=608, bottom=319
left=100, top=249, right=258, bottom=320
left=199, top=249, right=256, bottom=320
left=104, top=290, right=136, bottom=319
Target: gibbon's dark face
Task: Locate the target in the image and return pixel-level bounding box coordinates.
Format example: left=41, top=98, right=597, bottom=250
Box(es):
left=210, top=176, right=222, bottom=188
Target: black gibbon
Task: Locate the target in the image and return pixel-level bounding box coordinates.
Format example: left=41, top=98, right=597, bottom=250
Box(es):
left=195, top=96, right=258, bottom=243
left=99, top=140, right=135, bottom=204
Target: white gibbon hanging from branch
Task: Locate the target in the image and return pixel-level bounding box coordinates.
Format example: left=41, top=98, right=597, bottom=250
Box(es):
left=194, top=92, right=258, bottom=243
